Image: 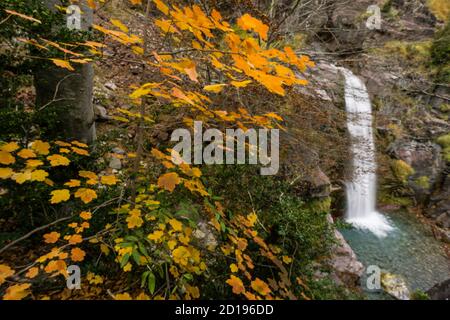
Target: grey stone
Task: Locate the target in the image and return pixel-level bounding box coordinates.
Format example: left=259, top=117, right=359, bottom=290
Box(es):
left=109, top=157, right=122, bottom=170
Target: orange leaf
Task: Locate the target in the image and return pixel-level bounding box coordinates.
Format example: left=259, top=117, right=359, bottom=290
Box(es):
left=157, top=172, right=181, bottom=192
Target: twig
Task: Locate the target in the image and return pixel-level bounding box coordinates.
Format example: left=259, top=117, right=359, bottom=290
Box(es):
left=0, top=215, right=73, bottom=255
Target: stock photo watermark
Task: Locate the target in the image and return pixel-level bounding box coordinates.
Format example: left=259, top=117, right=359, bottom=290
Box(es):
left=170, top=121, right=280, bottom=176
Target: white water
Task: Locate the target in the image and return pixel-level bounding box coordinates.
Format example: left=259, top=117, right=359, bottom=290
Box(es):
left=341, top=68, right=393, bottom=237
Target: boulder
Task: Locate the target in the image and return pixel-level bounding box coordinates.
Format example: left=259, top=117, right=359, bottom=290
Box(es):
left=381, top=272, right=410, bottom=300
left=327, top=215, right=365, bottom=287
left=426, top=278, right=450, bottom=300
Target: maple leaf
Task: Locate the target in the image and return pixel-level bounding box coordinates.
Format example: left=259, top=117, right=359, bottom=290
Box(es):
left=31, top=170, right=49, bottom=182
left=79, top=170, right=98, bottom=180
left=126, top=214, right=144, bottom=229
left=147, top=230, right=164, bottom=242
left=250, top=278, right=271, bottom=296
left=67, top=234, right=83, bottom=245
left=0, top=151, right=15, bottom=165
left=237, top=14, right=269, bottom=40
left=153, top=0, right=169, bottom=15
left=79, top=211, right=92, bottom=220
left=43, top=231, right=60, bottom=244
left=74, top=188, right=97, bottom=204
left=111, top=19, right=129, bottom=33
left=71, top=147, right=89, bottom=156
left=0, top=167, right=13, bottom=179
left=157, top=172, right=181, bottom=192
left=31, top=140, right=50, bottom=155
left=25, top=267, right=39, bottom=279
left=71, top=247, right=86, bottom=262
left=0, top=264, right=15, bottom=285
left=172, top=246, right=191, bottom=266
left=55, top=141, right=71, bottom=147
left=26, top=159, right=44, bottom=168
left=114, top=293, right=132, bottom=300
left=101, top=175, right=118, bottom=186
left=12, top=170, right=32, bottom=184
left=65, top=179, right=81, bottom=188
left=168, top=218, right=183, bottom=232
left=231, top=80, right=252, bottom=88
left=0, top=142, right=20, bottom=152
left=50, top=189, right=71, bottom=204
left=47, top=154, right=70, bottom=166
left=226, top=275, right=245, bottom=295
left=3, top=283, right=31, bottom=300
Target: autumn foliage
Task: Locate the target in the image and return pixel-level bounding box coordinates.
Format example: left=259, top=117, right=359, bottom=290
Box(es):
left=0, top=0, right=315, bottom=300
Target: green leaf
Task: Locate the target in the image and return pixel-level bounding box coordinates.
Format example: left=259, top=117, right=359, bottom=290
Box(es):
left=141, top=271, right=149, bottom=288
left=120, top=253, right=131, bottom=268
left=148, top=272, right=156, bottom=294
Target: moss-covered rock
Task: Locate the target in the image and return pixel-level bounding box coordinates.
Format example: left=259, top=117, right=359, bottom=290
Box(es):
left=391, top=159, right=415, bottom=183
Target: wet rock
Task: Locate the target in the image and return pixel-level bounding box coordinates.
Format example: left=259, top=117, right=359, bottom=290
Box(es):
left=381, top=272, right=410, bottom=300
left=327, top=215, right=364, bottom=287
left=109, top=157, right=122, bottom=170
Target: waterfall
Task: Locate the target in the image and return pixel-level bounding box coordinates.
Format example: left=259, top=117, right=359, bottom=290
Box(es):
left=341, top=68, right=393, bottom=237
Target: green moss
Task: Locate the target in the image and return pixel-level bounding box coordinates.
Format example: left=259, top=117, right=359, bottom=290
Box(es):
left=308, top=197, right=332, bottom=214
left=440, top=104, right=450, bottom=112
left=378, top=191, right=414, bottom=207
left=414, top=176, right=430, bottom=189
left=391, top=159, right=415, bottom=184
left=436, top=133, right=450, bottom=148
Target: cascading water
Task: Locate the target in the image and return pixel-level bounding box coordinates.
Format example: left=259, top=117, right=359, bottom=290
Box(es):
left=341, top=68, right=393, bottom=237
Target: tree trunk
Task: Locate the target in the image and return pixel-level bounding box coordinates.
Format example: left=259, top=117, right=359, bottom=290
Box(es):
left=34, top=0, right=96, bottom=143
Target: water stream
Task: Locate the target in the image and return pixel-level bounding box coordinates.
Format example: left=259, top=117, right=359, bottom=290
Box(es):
left=340, top=68, right=450, bottom=297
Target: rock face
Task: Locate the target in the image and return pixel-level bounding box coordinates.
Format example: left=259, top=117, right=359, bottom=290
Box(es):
left=426, top=278, right=450, bottom=300
left=427, top=165, right=450, bottom=229
left=381, top=272, right=410, bottom=300
left=388, top=139, right=443, bottom=201
left=327, top=215, right=365, bottom=287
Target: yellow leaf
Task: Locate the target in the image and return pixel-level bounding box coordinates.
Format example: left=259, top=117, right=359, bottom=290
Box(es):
left=55, top=141, right=71, bottom=147
left=43, top=231, right=60, bottom=244
left=114, top=292, right=132, bottom=300
left=0, top=264, right=15, bottom=285
left=74, top=188, right=97, bottom=204
left=26, top=159, right=44, bottom=168
left=71, top=147, right=89, bottom=156
left=0, top=168, right=13, bottom=179
left=71, top=141, right=88, bottom=148
left=126, top=214, right=144, bottom=229
left=68, top=234, right=83, bottom=245
left=51, top=59, right=75, bottom=71
left=71, top=247, right=86, bottom=262
left=147, top=230, right=164, bottom=242
left=65, top=179, right=81, bottom=188
left=282, top=256, right=292, bottom=264
left=31, top=140, right=50, bottom=155
left=250, top=278, right=271, bottom=296
left=226, top=275, right=245, bottom=295
left=237, top=14, right=269, bottom=40
left=79, top=170, right=97, bottom=180
left=12, top=170, right=32, bottom=184
left=111, top=19, right=129, bottom=33
left=4, top=9, right=41, bottom=24
left=79, top=211, right=92, bottom=220
left=25, top=267, right=39, bottom=279
left=204, top=84, right=227, bottom=93
left=231, top=80, right=252, bottom=88
left=31, top=170, right=48, bottom=182
left=3, top=283, right=31, bottom=300
left=152, top=0, right=169, bottom=15
left=0, top=142, right=20, bottom=152
left=101, top=175, right=118, bottom=186
left=0, top=151, right=15, bottom=165
left=47, top=154, right=70, bottom=166
left=50, top=189, right=70, bottom=204
left=157, top=172, right=181, bottom=192
left=168, top=218, right=183, bottom=232
left=17, top=149, right=36, bottom=159
left=230, top=263, right=238, bottom=273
